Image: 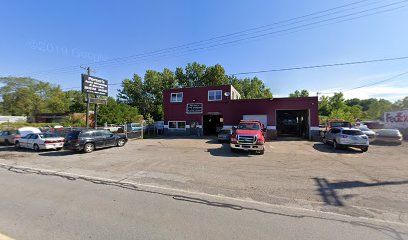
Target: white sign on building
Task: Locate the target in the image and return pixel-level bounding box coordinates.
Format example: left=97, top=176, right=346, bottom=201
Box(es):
left=384, top=110, right=408, bottom=129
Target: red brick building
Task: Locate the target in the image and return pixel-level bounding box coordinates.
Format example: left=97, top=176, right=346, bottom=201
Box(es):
left=163, top=85, right=319, bottom=140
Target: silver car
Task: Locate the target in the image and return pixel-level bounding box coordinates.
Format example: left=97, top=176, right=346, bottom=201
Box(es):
left=323, top=127, right=369, bottom=152
left=0, top=130, right=17, bottom=145
left=358, top=126, right=376, bottom=139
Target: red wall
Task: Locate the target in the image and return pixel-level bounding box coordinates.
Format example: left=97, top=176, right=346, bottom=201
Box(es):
left=225, top=98, right=319, bottom=126
left=163, top=86, right=319, bottom=127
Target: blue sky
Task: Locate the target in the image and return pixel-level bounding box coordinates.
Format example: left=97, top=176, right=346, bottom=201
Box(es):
left=1, top=0, right=408, bottom=101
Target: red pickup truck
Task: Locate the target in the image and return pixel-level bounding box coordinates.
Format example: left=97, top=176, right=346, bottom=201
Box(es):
left=230, top=120, right=265, bottom=154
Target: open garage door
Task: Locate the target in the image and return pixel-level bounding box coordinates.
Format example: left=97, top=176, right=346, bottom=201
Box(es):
left=243, top=115, right=267, bottom=127
left=276, top=110, right=309, bottom=139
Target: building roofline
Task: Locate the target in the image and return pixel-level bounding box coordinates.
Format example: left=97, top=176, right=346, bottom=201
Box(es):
left=230, top=96, right=318, bottom=102
left=165, top=84, right=232, bottom=91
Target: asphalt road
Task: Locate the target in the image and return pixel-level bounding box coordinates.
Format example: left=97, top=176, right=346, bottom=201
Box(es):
left=0, top=169, right=407, bottom=240
left=1, top=139, right=407, bottom=223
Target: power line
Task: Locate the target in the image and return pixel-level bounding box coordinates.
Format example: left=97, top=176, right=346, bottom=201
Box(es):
left=9, top=54, right=408, bottom=92
left=21, top=0, right=373, bottom=76
left=321, top=70, right=408, bottom=94
left=230, top=56, right=408, bottom=75
left=66, top=1, right=408, bottom=75
left=18, top=0, right=407, bottom=78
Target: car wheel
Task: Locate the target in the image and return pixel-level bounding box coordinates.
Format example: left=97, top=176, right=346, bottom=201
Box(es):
left=117, top=139, right=126, bottom=147
left=15, top=141, right=20, bottom=149
left=361, top=147, right=368, bottom=152
left=33, top=144, right=40, bottom=152
left=83, top=143, right=95, bottom=153
left=259, top=149, right=265, bottom=155
left=333, top=141, right=339, bottom=150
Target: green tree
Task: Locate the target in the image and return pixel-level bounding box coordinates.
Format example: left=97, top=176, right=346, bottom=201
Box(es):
left=98, top=97, right=141, bottom=125
left=64, top=90, right=86, bottom=113
left=289, top=89, right=309, bottom=97
left=118, top=63, right=273, bottom=120
left=0, top=77, right=70, bottom=116
left=230, top=77, right=272, bottom=99
left=202, top=64, right=229, bottom=86
left=329, top=92, right=347, bottom=111
left=395, top=96, right=408, bottom=109
left=318, top=96, right=331, bottom=116
left=366, top=99, right=394, bottom=120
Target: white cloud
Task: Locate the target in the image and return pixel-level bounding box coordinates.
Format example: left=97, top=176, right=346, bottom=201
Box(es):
left=318, top=84, right=408, bottom=101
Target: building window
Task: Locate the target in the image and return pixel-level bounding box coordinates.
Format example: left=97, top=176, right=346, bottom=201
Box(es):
left=168, top=121, right=186, bottom=129
left=208, top=90, right=222, bottom=101
left=171, top=92, right=183, bottom=103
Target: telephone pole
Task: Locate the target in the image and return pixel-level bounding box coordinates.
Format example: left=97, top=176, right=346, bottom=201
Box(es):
left=81, top=66, right=95, bottom=129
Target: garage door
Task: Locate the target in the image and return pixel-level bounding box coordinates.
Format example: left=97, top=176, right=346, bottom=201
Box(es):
left=242, top=115, right=267, bottom=126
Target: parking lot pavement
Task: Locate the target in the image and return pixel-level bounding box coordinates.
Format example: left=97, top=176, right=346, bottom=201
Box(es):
left=0, top=138, right=407, bottom=223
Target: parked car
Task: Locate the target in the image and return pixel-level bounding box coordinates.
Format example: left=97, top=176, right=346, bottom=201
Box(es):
left=13, top=127, right=42, bottom=144
left=218, top=128, right=233, bottom=142
left=0, top=130, right=17, bottom=145
left=126, top=123, right=144, bottom=132
left=323, top=127, right=369, bottom=152
left=230, top=120, right=265, bottom=154
left=358, top=125, right=376, bottom=139
left=374, top=129, right=403, bottom=145
left=64, top=129, right=127, bottom=153
left=14, top=133, right=65, bottom=151
left=104, top=124, right=121, bottom=133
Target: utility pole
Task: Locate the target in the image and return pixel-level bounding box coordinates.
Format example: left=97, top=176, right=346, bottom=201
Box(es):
left=81, top=66, right=95, bottom=129
left=94, top=92, right=98, bottom=129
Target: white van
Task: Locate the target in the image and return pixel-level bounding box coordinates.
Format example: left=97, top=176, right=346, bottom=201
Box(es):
left=14, top=127, right=42, bottom=144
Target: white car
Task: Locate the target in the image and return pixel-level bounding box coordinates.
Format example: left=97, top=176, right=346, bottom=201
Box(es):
left=358, top=125, right=376, bottom=139
left=13, top=127, right=42, bottom=144
left=15, top=133, right=65, bottom=151
left=323, top=127, right=369, bottom=152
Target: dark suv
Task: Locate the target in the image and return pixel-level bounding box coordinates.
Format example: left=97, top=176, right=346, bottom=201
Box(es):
left=64, top=129, right=127, bottom=153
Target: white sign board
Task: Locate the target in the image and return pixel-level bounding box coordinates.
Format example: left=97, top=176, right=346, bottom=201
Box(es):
left=384, top=110, right=408, bottom=129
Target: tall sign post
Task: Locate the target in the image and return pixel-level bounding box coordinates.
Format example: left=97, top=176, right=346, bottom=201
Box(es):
left=81, top=71, right=108, bottom=129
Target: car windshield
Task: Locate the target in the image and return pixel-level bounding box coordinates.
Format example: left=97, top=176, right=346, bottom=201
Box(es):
left=359, top=127, right=370, bottom=131
left=39, top=133, right=58, bottom=138
left=66, top=131, right=81, bottom=140
left=331, top=122, right=351, bottom=128
left=378, top=129, right=400, bottom=136
left=342, top=130, right=364, bottom=135
left=219, top=130, right=231, bottom=134
left=238, top=123, right=260, bottom=130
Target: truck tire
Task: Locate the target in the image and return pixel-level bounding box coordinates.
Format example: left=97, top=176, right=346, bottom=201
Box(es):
left=361, top=147, right=368, bottom=152
left=259, top=149, right=265, bottom=155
